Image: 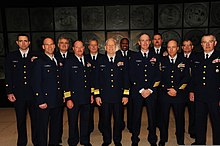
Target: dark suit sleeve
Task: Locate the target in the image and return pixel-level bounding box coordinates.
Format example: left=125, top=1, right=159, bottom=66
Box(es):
left=63, top=58, right=72, bottom=101
left=31, top=59, right=45, bottom=105
left=122, top=61, right=130, bottom=97
left=5, top=54, right=13, bottom=94
left=94, top=59, right=101, bottom=98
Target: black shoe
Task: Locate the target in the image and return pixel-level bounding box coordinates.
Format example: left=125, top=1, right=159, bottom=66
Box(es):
left=102, top=143, right=109, bottom=146
left=84, top=143, right=92, bottom=146
left=191, top=142, right=197, bottom=145
left=150, top=143, right=157, bottom=146
left=158, top=141, right=165, bottom=146
left=190, top=134, right=196, bottom=139
left=131, top=143, right=138, bottom=146
left=115, top=143, right=122, bottom=146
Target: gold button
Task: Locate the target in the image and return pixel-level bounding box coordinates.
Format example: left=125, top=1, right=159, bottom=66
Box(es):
left=145, top=79, right=147, bottom=82
left=85, top=80, right=87, bottom=83
left=24, top=71, right=26, bottom=73
left=172, top=85, right=174, bottom=88
left=134, top=82, right=136, bottom=85
left=144, top=70, right=147, bottom=72
left=162, top=85, right=164, bottom=87
left=204, top=66, right=206, bottom=68
left=171, top=76, right=173, bottom=78
left=36, top=93, right=39, bottom=96
left=85, top=86, right=87, bottom=88
left=171, top=81, right=174, bottom=83
left=45, top=93, right=48, bottom=95
left=24, top=65, right=26, bottom=68
left=57, top=81, right=60, bottom=84
left=111, top=69, right=113, bottom=71
left=203, top=83, right=206, bottom=85
left=57, top=75, right=59, bottom=77
left=84, top=75, right=87, bottom=77
left=145, top=74, right=147, bottom=77
left=172, top=70, right=174, bottom=73
left=84, top=70, right=86, bottom=72
left=58, top=88, right=60, bottom=90
left=145, top=65, right=147, bottom=67
left=111, top=80, right=113, bottom=82
left=48, top=70, right=50, bottom=72
left=203, top=77, right=205, bottom=80
left=24, top=82, right=27, bottom=84
left=24, top=76, right=26, bottom=79
left=111, top=85, right=114, bottom=88
left=111, top=74, right=113, bottom=76
left=203, top=71, right=206, bottom=74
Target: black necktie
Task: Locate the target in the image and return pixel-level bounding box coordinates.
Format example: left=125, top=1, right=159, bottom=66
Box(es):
left=123, top=51, right=126, bottom=57
left=171, top=59, right=174, bottom=64
left=92, top=56, right=95, bottom=61
left=156, top=49, right=159, bottom=54
left=205, top=54, right=209, bottom=59
left=80, top=58, right=84, bottom=66
left=144, top=53, right=147, bottom=58
left=63, top=54, right=66, bottom=59
left=23, top=53, right=26, bottom=58
left=52, top=58, right=57, bottom=66
left=185, top=54, right=188, bottom=58
left=110, top=57, right=113, bottom=63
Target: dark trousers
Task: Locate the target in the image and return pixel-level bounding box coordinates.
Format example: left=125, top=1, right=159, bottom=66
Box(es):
left=89, top=102, right=102, bottom=133
left=131, top=93, right=157, bottom=145
left=195, top=101, right=220, bottom=145
left=58, top=104, right=65, bottom=143
left=159, top=100, right=185, bottom=145
left=185, top=100, right=195, bottom=136
left=36, top=106, right=62, bottom=146
left=101, top=102, right=123, bottom=145
left=126, top=98, right=133, bottom=132
left=67, top=104, right=90, bottom=146
left=14, top=99, right=38, bottom=146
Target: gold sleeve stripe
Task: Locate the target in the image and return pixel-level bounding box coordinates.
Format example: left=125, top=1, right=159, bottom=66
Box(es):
left=123, top=89, right=129, bottom=95
left=153, top=81, right=160, bottom=87
left=94, top=89, right=100, bottom=95
left=179, top=84, right=187, bottom=90
left=64, top=91, right=71, bottom=98
left=91, top=88, right=95, bottom=93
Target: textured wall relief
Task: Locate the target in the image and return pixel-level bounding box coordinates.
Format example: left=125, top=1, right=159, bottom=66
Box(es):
left=82, top=6, right=104, bottom=30
left=54, top=7, right=77, bottom=31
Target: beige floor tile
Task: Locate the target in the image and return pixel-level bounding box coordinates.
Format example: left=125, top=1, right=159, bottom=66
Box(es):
left=0, top=107, right=213, bottom=146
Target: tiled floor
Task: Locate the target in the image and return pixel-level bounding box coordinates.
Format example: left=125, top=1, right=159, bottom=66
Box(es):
left=0, top=107, right=213, bottom=146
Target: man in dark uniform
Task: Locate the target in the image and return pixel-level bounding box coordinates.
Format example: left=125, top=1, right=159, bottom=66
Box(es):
left=150, top=33, right=167, bottom=57
left=85, top=39, right=104, bottom=134
left=190, top=34, right=220, bottom=145
left=180, top=39, right=196, bottom=139
left=158, top=39, right=190, bottom=146
left=32, top=37, right=63, bottom=146
left=63, top=40, right=93, bottom=146
left=129, top=33, right=160, bottom=146
left=150, top=33, right=167, bottom=130
left=55, top=36, right=72, bottom=145
left=5, top=33, right=38, bottom=146
left=94, top=38, right=129, bottom=146
left=116, top=37, right=135, bottom=132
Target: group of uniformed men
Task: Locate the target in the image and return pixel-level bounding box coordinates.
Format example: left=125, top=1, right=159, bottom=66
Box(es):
left=5, top=32, right=220, bottom=146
